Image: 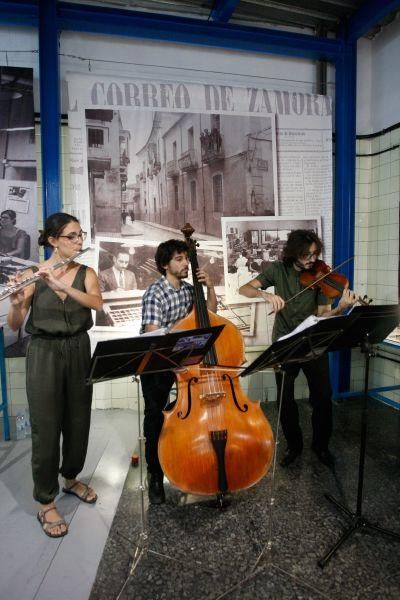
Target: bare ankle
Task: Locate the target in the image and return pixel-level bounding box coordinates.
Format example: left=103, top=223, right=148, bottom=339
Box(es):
left=64, top=478, right=76, bottom=486
left=40, top=501, right=56, bottom=511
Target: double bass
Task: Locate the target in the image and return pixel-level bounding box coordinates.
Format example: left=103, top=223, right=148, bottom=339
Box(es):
left=158, top=224, right=274, bottom=503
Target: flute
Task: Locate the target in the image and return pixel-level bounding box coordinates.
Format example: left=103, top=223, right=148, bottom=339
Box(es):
left=0, top=247, right=91, bottom=302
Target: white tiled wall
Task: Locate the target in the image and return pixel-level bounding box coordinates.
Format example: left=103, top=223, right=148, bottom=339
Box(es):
left=353, top=126, right=400, bottom=406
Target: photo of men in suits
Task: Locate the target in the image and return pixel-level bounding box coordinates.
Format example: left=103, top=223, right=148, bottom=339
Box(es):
left=99, top=249, right=137, bottom=292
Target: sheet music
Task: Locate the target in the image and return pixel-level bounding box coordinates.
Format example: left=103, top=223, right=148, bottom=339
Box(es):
left=140, top=327, right=169, bottom=337
left=277, top=315, right=323, bottom=341
left=277, top=304, right=357, bottom=342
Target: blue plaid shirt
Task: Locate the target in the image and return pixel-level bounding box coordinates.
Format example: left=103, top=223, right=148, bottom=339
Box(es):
left=140, top=276, right=194, bottom=333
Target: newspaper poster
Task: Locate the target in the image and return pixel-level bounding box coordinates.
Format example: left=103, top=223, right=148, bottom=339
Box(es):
left=67, top=73, right=333, bottom=345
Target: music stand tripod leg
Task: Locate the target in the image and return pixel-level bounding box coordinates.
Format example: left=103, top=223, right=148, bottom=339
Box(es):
left=116, top=377, right=148, bottom=600
left=252, top=367, right=285, bottom=571
left=117, top=377, right=216, bottom=599
left=132, top=377, right=148, bottom=569
left=318, top=340, right=400, bottom=569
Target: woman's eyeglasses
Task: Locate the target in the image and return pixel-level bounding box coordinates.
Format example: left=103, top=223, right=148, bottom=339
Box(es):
left=58, top=231, right=87, bottom=242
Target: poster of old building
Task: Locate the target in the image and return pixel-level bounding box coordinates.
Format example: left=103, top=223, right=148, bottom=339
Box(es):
left=85, top=109, right=277, bottom=241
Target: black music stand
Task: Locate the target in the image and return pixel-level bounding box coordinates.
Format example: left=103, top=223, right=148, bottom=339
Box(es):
left=86, top=325, right=224, bottom=594
left=88, top=325, right=224, bottom=384
left=241, top=312, right=355, bottom=377
left=317, top=304, right=400, bottom=568
left=240, top=312, right=355, bottom=571
left=241, top=305, right=400, bottom=571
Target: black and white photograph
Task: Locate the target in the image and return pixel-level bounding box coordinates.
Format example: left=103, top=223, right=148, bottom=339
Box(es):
left=222, top=215, right=322, bottom=302
left=94, top=237, right=159, bottom=331
left=0, top=66, right=38, bottom=354
left=85, top=108, right=278, bottom=242
left=216, top=294, right=257, bottom=337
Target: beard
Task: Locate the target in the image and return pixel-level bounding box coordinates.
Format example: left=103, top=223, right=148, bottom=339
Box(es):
left=171, top=267, right=188, bottom=279
left=294, top=259, right=314, bottom=271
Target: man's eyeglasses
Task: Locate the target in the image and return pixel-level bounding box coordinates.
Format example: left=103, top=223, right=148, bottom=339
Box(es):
left=58, top=231, right=87, bottom=242
left=302, top=251, right=318, bottom=260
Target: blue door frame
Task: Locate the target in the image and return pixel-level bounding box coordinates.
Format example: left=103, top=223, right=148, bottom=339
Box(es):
left=1, top=0, right=400, bottom=396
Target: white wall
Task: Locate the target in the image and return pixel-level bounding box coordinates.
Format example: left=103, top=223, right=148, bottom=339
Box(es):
left=357, top=14, right=400, bottom=134
left=354, top=17, right=400, bottom=407
left=356, top=37, right=372, bottom=134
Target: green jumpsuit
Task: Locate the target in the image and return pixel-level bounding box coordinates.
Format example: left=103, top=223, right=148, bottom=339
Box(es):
left=25, top=265, right=93, bottom=504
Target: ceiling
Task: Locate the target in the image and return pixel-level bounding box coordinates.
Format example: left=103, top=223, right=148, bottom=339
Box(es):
left=64, top=0, right=399, bottom=39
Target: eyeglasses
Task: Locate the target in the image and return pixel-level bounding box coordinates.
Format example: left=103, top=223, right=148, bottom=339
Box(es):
left=302, top=251, right=318, bottom=260
left=58, top=231, right=87, bottom=242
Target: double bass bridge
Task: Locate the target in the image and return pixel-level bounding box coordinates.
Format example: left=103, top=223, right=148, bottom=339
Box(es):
left=199, top=391, right=226, bottom=401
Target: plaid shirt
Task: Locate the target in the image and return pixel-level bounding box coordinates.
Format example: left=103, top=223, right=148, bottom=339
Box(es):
left=140, top=276, right=194, bottom=333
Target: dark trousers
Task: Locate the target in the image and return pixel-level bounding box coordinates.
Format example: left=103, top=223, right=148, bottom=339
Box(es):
left=26, top=333, right=92, bottom=505
left=275, top=353, right=332, bottom=453
left=140, top=371, right=175, bottom=476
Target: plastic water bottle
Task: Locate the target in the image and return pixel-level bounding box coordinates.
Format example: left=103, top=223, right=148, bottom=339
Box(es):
left=15, top=412, right=26, bottom=440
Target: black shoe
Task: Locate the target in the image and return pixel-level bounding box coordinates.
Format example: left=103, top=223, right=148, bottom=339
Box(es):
left=312, top=447, right=335, bottom=468
left=280, top=448, right=302, bottom=467
left=148, top=472, right=165, bottom=505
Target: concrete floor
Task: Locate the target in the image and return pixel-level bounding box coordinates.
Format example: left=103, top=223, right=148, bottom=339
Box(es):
left=91, top=398, right=400, bottom=600
left=1, top=398, right=400, bottom=600
left=0, top=409, right=137, bottom=600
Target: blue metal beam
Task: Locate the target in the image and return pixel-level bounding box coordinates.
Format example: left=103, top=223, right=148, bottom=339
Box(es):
left=57, top=2, right=342, bottom=62
left=334, top=43, right=357, bottom=279
left=0, top=0, right=37, bottom=27
left=209, top=0, right=241, bottom=23
left=0, top=327, right=10, bottom=441
left=346, top=0, right=400, bottom=43
left=38, top=0, right=61, bottom=221
left=331, top=40, right=357, bottom=397
left=0, top=0, right=342, bottom=61
left=0, top=0, right=399, bottom=48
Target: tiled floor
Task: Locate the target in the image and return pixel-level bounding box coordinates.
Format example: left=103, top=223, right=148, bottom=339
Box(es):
left=1, top=398, right=400, bottom=600
left=91, top=397, right=400, bottom=600
left=0, top=409, right=138, bottom=600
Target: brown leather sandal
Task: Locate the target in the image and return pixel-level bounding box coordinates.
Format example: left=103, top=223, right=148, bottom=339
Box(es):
left=62, top=481, right=98, bottom=504
left=37, top=507, right=68, bottom=538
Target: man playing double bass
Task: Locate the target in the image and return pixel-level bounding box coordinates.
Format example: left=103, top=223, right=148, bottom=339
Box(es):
left=140, top=239, right=217, bottom=504
left=239, top=229, right=357, bottom=468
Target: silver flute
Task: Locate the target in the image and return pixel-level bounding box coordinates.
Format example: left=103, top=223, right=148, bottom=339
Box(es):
left=0, top=247, right=91, bottom=302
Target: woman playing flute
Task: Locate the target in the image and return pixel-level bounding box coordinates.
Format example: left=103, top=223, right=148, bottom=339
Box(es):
left=7, top=212, right=103, bottom=538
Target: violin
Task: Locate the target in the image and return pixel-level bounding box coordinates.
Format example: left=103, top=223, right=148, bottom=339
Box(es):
left=299, top=259, right=372, bottom=306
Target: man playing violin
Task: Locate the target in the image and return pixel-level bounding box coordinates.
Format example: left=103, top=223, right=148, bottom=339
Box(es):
left=140, top=239, right=217, bottom=504
left=239, top=229, right=357, bottom=468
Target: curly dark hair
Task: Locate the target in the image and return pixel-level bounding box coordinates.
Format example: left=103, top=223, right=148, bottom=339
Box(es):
left=155, top=239, right=189, bottom=275
left=38, top=212, right=79, bottom=247
left=282, top=229, right=323, bottom=265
